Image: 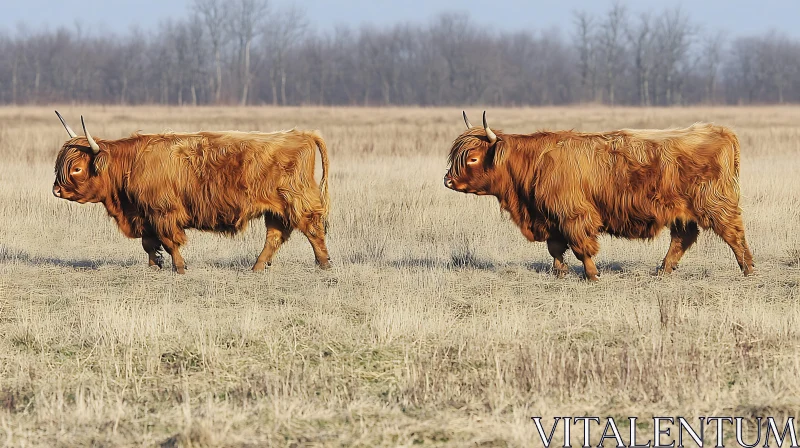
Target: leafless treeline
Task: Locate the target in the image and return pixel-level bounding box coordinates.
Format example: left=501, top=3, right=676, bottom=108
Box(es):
left=2, top=0, right=799, bottom=106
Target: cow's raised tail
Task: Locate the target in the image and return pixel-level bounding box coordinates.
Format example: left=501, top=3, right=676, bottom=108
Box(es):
left=309, top=132, right=330, bottom=227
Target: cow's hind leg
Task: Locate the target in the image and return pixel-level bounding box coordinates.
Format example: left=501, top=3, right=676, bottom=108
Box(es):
left=710, top=213, right=754, bottom=276
left=298, top=214, right=331, bottom=269
left=253, top=214, right=292, bottom=271
left=155, top=228, right=187, bottom=274
left=142, top=235, right=164, bottom=270
left=660, top=221, right=700, bottom=274
left=547, top=233, right=569, bottom=278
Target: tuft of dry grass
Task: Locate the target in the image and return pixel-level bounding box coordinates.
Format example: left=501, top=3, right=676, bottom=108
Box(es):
left=0, top=105, right=799, bottom=446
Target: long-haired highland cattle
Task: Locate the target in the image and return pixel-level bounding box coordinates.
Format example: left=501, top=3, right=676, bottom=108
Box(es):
left=444, top=111, right=754, bottom=281
left=52, top=111, right=331, bottom=273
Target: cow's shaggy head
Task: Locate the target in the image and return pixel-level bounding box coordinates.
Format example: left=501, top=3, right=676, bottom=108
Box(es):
left=444, top=111, right=506, bottom=195
left=52, top=112, right=109, bottom=203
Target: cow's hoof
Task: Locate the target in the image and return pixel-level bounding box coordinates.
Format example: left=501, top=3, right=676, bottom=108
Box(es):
left=586, top=274, right=600, bottom=282
left=149, top=264, right=162, bottom=271
left=554, top=269, right=568, bottom=279
left=657, top=263, right=678, bottom=276
left=252, top=261, right=273, bottom=272
left=317, top=261, right=331, bottom=270
left=174, top=266, right=186, bottom=274
left=743, top=266, right=755, bottom=276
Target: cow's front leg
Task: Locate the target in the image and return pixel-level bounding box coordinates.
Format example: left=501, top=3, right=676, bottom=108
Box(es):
left=159, top=236, right=187, bottom=274
left=298, top=214, right=331, bottom=269
left=572, top=251, right=599, bottom=282
left=561, top=220, right=601, bottom=281
left=546, top=234, right=569, bottom=278
left=142, top=235, right=164, bottom=270
left=710, top=214, right=755, bottom=276
left=152, top=216, right=188, bottom=274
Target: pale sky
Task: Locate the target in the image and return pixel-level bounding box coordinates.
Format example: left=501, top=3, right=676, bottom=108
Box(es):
left=3, top=0, right=799, bottom=38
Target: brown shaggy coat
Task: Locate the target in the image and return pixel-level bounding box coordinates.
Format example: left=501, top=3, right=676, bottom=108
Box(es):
left=445, top=118, right=754, bottom=280
left=53, top=126, right=331, bottom=273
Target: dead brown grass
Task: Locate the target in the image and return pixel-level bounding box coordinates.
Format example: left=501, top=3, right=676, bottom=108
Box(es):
left=0, top=105, right=799, bottom=446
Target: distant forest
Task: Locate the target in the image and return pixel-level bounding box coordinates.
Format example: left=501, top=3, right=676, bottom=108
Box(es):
left=2, top=0, right=799, bottom=106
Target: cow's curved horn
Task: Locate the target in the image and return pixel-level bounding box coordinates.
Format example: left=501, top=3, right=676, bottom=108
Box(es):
left=81, top=116, right=100, bottom=155
left=55, top=110, right=77, bottom=138
left=462, top=111, right=473, bottom=129
left=483, top=111, right=497, bottom=145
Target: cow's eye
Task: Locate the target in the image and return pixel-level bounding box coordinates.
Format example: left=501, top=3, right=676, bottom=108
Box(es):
left=72, top=167, right=82, bottom=174
left=468, top=157, right=479, bottom=164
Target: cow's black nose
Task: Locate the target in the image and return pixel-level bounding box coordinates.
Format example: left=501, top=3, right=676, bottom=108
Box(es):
left=53, top=185, right=61, bottom=197
left=444, top=176, right=454, bottom=188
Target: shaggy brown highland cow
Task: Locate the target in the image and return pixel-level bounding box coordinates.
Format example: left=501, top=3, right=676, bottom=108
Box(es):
left=445, top=111, right=754, bottom=281
left=52, top=111, right=331, bottom=273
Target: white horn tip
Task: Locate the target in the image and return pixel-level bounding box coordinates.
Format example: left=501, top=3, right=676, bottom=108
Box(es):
left=80, top=115, right=101, bottom=154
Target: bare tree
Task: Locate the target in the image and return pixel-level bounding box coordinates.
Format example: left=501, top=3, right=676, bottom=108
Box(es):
left=104, top=30, right=147, bottom=105
left=699, top=31, right=724, bottom=104
left=170, top=22, right=191, bottom=105
left=727, top=37, right=761, bottom=104
left=263, top=4, right=308, bottom=105
left=598, top=1, right=628, bottom=105
left=572, top=11, right=597, bottom=103
left=757, top=32, right=799, bottom=104
left=194, top=0, right=228, bottom=104
left=652, top=7, right=695, bottom=105
left=626, top=13, right=654, bottom=106
left=429, top=13, right=496, bottom=105
left=229, top=0, right=269, bottom=106
left=185, top=15, right=208, bottom=105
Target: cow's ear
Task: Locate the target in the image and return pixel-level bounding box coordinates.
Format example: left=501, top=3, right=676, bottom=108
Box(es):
left=92, top=151, right=110, bottom=174
left=491, top=139, right=507, bottom=166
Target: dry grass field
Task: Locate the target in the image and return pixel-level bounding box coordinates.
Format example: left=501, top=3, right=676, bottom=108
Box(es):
left=0, top=105, right=799, bottom=446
